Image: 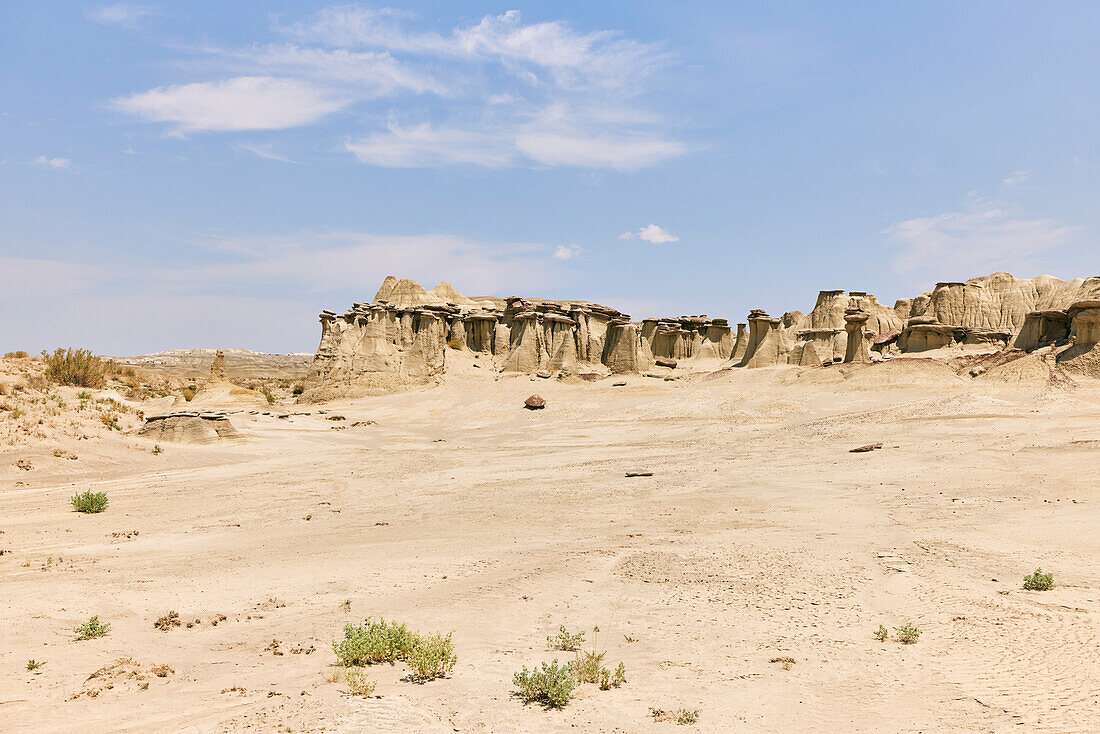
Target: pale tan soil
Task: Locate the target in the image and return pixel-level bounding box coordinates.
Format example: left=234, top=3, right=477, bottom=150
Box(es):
left=2, top=364, right=1100, bottom=733
left=110, top=349, right=313, bottom=380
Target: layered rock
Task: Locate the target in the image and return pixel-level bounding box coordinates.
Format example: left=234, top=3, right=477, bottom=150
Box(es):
left=301, top=272, right=1100, bottom=398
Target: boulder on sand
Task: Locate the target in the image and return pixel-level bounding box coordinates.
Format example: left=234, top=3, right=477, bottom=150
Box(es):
left=524, top=395, right=546, bottom=410
left=138, top=413, right=241, bottom=444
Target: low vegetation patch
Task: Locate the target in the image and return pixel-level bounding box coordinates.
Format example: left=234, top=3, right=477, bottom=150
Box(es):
left=42, top=348, right=106, bottom=388
left=873, top=625, right=889, bottom=642
left=71, top=490, right=109, bottom=513
left=333, top=617, right=456, bottom=681
left=75, top=615, right=111, bottom=640
left=651, top=708, right=699, bottom=725
left=72, top=490, right=109, bottom=513
left=406, top=631, right=457, bottom=680
left=547, top=625, right=585, bottom=651
left=894, top=623, right=921, bottom=645
left=1023, top=568, right=1054, bottom=591
left=26, top=659, right=44, bottom=671
left=513, top=660, right=576, bottom=708
left=345, top=668, right=376, bottom=696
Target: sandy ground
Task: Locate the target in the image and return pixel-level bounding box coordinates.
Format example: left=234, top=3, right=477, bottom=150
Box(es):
left=3, top=362, right=1100, bottom=733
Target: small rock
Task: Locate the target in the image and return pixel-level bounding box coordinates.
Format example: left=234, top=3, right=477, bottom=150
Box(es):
left=625, top=471, right=654, bottom=477
left=655, top=358, right=678, bottom=368
left=612, top=381, right=627, bottom=387
left=849, top=443, right=884, bottom=453
left=969, top=366, right=986, bottom=378
left=536, top=371, right=552, bottom=379
left=326, top=415, right=346, bottom=421
left=524, top=395, right=546, bottom=410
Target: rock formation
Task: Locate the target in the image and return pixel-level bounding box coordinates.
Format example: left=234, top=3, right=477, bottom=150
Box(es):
left=300, top=273, right=1100, bottom=398
left=138, top=412, right=241, bottom=444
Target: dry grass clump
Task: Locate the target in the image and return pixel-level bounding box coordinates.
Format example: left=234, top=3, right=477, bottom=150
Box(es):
left=42, top=348, right=106, bottom=388
left=72, top=491, right=109, bottom=513
left=447, top=337, right=465, bottom=350
left=651, top=707, right=699, bottom=725
left=1023, top=568, right=1054, bottom=591
left=154, top=611, right=181, bottom=632
left=4, top=351, right=30, bottom=359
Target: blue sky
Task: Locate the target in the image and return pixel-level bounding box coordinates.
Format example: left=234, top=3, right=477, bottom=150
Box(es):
left=2, top=1, right=1099, bottom=354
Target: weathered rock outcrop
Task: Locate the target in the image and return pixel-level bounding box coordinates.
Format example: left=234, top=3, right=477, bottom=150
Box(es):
left=138, top=412, right=241, bottom=444
left=301, top=273, right=1100, bottom=398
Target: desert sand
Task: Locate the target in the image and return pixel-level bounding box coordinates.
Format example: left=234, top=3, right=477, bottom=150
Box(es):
left=3, top=354, right=1100, bottom=733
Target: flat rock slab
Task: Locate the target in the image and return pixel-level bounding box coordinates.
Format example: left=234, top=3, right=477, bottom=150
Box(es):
left=524, top=395, right=546, bottom=410
left=625, top=471, right=654, bottom=477
left=849, top=443, right=884, bottom=453
left=536, top=371, right=553, bottom=379
left=655, top=358, right=678, bottom=368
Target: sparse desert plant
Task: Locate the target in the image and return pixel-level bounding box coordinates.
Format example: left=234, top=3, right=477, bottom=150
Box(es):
left=894, top=623, right=921, bottom=645
left=345, top=668, right=376, bottom=696
left=407, top=631, right=457, bottom=680
left=598, top=661, right=627, bottom=690
left=72, top=490, right=108, bottom=513
left=513, top=660, right=576, bottom=707
left=181, top=385, right=196, bottom=402
left=74, top=615, right=111, bottom=640
left=26, top=659, right=44, bottom=671
left=769, top=656, right=796, bottom=670
left=547, top=625, right=585, bottom=651
left=4, top=350, right=30, bottom=359
left=873, top=625, right=889, bottom=642
left=154, top=611, right=181, bottom=631
left=292, top=383, right=304, bottom=396
left=151, top=664, right=173, bottom=678
left=99, top=412, right=122, bottom=431
left=447, top=337, right=465, bottom=350
left=260, top=384, right=276, bottom=404
left=152, top=444, right=163, bottom=455
left=76, top=391, right=91, bottom=400
left=1023, top=568, right=1054, bottom=591
left=42, top=348, right=106, bottom=388
left=651, top=708, right=700, bottom=725
left=573, top=649, right=606, bottom=684
left=340, top=599, right=351, bottom=613
left=333, top=618, right=416, bottom=666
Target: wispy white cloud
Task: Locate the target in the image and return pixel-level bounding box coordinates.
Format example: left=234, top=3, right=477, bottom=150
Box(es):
left=235, top=141, right=295, bottom=162
left=886, top=195, right=1079, bottom=275
left=346, top=123, right=513, bottom=167
left=552, top=244, right=582, bottom=260
left=33, top=156, right=73, bottom=169
left=113, top=76, right=347, bottom=132
left=619, top=224, right=680, bottom=244
left=86, top=2, right=158, bottom=28
left=112, top=6, right=687, bottom=170
left=1003, top=169, right=1029, bottom=187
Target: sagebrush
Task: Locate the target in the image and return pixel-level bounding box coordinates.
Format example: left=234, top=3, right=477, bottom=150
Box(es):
left=333, top=618, right=456, bottom=681
left=42, top=348, right=106, bottom=387
left=1023, top=568, right=1054, bottom=591
left=72, top=491, right=109, bottom=513
left=513, top=660, right=575, bottom=707
left=74, top=615, right=110, bottom=640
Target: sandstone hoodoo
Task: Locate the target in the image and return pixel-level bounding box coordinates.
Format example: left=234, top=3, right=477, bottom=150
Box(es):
left=300, top=273, right=1100, bottom=398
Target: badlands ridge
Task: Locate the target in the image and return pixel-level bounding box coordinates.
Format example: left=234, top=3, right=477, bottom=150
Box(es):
left=303, top=272, right=1100, bottom=398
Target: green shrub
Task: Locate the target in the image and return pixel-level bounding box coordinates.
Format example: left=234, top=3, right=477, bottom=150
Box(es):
left=26, top=659, right=44, bottom=671
left=42, top=348, right=105, bottom=387
left=513, top=660, right=575, bottom=707
left=71, top=491, right=109, bottom=513
left=344, top=668, right=376, bottom=696
left=74, top=615, right=110, bottom=640
left=333, top=618, right=416, bottom=666
left=873, top=625, right=889, bottom=642
left=677, top=710, right=699, bottom=725
left=547, top=625, right=585, bottom=651
left=1023, top=568, right=1054, bottom=591
left=894, top=623, right=921, bottom=645
left=598, top=662, right=626, bottom=690
left=407, top=631, right=457, bottom=680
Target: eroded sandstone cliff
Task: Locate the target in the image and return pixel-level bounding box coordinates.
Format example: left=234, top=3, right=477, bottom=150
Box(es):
left=301, top=272, right=1100, bottom=398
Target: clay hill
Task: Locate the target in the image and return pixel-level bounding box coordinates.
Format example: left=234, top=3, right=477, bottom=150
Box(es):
left=111, top=348, right=313, bottom=381
left=301, top=272, right=1100, bottom=399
